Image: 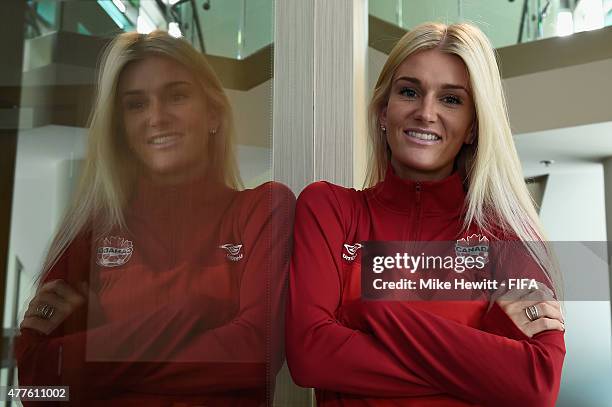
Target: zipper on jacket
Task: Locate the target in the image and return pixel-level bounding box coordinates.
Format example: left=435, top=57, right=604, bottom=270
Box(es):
left=412, top=183, right=422, bottom=240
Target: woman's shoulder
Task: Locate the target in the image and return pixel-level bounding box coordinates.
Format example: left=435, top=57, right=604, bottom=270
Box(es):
left=298, top=181, right=365, bottom=207
left=230, top=181, right=296, bottom=223
left=238, top=181, right=296, bottom=205
left=295, top=182, right=369, bottom=234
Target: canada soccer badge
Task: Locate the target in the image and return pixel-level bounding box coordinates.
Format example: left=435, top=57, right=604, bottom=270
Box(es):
left=96, top=236, right=134, bottom=267
left=455, top=234, right=489, bottom=264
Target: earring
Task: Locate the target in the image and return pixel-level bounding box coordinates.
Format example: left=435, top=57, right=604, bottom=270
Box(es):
left=209, top=128, right=217, bottom=135
left=381, top=125, right=386, bottom=133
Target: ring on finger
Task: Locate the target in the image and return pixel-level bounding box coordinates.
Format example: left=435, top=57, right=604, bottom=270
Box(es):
left=525, top=304, right=540, bottom=321
left=35, top=303, right=56, bottom=320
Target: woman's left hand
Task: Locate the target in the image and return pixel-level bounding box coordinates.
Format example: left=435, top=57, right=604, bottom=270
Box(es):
left=493, top=282, right=565, bottom=338
left=20, top=280, right=86, bottom=335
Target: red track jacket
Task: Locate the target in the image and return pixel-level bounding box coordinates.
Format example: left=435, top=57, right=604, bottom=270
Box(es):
left=287, top=165, right=565, bottom=406
left=16, top=177, right=295, bottom=406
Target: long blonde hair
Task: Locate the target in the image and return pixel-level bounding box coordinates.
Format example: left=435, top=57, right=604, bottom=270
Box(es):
left=366, top=22, right=562, bottom=298
left=41, top=30, right=242, bottom=280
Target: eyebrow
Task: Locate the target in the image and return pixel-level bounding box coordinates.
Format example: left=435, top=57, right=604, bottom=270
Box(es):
left=121, top=81, right=192, bottom=97
left=394, top=76, right=470, bottom=94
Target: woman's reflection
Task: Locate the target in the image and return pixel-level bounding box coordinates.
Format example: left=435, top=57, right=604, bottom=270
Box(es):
left=16, top=30, right=294, bottom=406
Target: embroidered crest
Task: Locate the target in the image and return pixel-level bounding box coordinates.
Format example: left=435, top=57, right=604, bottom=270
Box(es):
left=96, top=236, right=134, bottom=267
left=455, top=234, right=489, bottom=264
left=219, top=243, right=244, bottom=261
left=342, top=243, right=363, bottom=262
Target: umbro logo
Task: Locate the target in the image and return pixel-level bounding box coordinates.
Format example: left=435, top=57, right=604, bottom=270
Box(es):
left=342, top=243, right=362, bottom=262
left=219, top=243, right=244, bottom=261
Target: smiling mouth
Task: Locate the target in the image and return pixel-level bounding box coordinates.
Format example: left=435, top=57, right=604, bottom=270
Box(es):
left=404, top=130, right=442, bottom=142
left=147, top=134, right=181, bottom=147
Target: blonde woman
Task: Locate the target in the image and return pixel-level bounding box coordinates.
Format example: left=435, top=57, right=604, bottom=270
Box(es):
left=16, top=31, right=293, bottom=406
left=287, top=22, right=564, bottom=406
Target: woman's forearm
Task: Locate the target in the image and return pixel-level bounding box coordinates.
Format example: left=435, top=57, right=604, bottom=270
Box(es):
left=340, top=300, right=565, bottom=407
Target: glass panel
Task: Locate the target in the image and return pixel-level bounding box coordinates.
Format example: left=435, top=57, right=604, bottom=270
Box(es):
left=172, top=0, right=273, bottom=59
left=5, top=0, right=285, bottom=405
left=25, top=0, right=274, bottom=59
left=369, top=0, right=612, bottom=48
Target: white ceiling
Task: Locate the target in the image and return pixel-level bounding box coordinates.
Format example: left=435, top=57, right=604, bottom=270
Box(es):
left=515, top=120, right=612, bottom=177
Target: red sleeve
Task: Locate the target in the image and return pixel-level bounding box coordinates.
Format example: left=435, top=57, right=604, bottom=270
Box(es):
left=16, top=182, right=294, bottom=399
left=339, top=297, right=565, bottom=407
left=286, top=182, right=440, bottom=397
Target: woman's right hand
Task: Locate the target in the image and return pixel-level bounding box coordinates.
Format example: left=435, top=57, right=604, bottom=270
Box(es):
left=20, top=280, right=86, bottom=335
left=493, top=282, right=565, bottom=338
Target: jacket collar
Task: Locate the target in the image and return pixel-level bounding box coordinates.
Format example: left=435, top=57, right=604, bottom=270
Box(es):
left=372, top=165, right=466, bottom=214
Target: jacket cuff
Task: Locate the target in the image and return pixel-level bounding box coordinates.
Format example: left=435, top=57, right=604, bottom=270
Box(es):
left=481, top=302, right=530, bottom=340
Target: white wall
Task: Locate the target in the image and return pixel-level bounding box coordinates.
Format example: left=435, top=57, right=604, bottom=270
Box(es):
left=226, top=79, right=272, bottom=149
left=539, top=166, right=612, bottom=406
left=5, top=165, right=64, bottom=329
left=225, top=79, right=273, bottom=186
left=4, top=127, right=88, bottom=330
left=237, top=145, right=272, bottom=188
left=540, top=167, right=607, bottom=240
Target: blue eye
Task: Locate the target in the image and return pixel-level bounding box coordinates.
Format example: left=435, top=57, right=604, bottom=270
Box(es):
left=399, top=87, right=417, bottom=98
left=442, top=95, right=462, bottom=105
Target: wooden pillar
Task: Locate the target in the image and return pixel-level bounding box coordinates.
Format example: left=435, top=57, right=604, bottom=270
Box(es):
left=272, top=1, right=368, bottom=405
